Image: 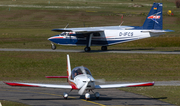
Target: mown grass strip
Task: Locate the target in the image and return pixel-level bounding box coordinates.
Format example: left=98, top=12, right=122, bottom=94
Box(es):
left=1, top=51, right=180, bottom=82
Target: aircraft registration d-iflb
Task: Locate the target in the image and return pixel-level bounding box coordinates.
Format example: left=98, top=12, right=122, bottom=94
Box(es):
left=4, top=54, right=154, bottom=100
left=48, top=3, right=173, bottom=52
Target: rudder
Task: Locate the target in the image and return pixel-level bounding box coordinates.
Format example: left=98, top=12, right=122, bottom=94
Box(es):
left=142, top=3, right=163, bottom=30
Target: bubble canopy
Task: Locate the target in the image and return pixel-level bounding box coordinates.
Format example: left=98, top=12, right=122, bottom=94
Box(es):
left=71, top=66, right=92, bottom=79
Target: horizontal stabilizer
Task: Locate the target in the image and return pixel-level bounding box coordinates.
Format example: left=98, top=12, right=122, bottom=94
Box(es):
left=141, top=30, right=174, bottom=33
left=45, top=76, right=68, bottom=78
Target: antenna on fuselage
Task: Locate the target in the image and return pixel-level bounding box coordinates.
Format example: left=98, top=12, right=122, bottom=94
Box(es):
left=64, top=23, right=69, bottom=29
left=119, top=14, right=124, bottom=26
left=119, top=21, right=124, bottom=26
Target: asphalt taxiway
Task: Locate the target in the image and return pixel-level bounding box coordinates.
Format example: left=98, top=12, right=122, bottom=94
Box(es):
left=1, top=48, right=180, bottom=54
left=0, top=81, right=175, bottom=106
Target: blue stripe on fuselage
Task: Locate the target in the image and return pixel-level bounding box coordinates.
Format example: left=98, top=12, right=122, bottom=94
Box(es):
left=48, top=36, right=137, bottom=46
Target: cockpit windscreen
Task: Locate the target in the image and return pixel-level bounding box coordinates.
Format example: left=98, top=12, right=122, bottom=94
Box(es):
left=71, top=66, right=92, bottom=79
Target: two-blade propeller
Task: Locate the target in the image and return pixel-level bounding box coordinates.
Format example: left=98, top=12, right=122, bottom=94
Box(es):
left=78, top=66, right=105, bottom=95
left=78, top=66, right=90, bottom=95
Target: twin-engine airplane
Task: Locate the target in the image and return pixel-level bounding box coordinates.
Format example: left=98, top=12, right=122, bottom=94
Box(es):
left=4, top=54, right=154, bottom=100
left=48, top=3, right=173, bottom=52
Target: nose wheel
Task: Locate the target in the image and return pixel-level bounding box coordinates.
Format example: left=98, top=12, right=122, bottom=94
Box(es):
left=85, top=93, right=90, bottom=100
left=51, top=43, right=56, bottom=50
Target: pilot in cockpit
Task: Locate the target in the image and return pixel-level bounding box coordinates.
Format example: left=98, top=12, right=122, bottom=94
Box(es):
left=71, top=67, right=92, bottom=79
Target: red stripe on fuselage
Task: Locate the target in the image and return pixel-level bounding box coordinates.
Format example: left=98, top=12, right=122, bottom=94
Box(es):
left=51, top=37, right=64, bottom=39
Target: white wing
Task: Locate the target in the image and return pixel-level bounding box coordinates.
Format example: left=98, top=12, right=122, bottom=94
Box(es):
left=51, top=26, right=134, bottom=33
left=4, top=82, right=72, bottom=89
left=95, top=82, right=154, bottom=89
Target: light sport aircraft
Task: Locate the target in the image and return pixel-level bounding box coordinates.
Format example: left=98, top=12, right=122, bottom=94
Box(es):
left=4, top=54, right=154, bottom=100
left=48, top=3, right=173, bottom=52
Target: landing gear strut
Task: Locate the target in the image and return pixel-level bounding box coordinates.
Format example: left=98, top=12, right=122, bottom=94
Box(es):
left=84, top=33, right=93, bottom=52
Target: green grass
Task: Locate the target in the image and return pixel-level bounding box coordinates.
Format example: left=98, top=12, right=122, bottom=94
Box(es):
left=1, top=52, right=180, bottom=82
left=0, top=100, right=28, bottom=106
left=121, top=86, right=180, bottom=106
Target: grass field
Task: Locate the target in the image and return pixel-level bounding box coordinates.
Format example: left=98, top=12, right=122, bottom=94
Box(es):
left=0, top=100, right=27, bottom=106
left=0, top=0, right=180, bottom=105
left=1, top=52, right=180, bottom=82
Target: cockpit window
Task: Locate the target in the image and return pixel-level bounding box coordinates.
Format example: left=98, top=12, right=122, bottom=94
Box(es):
left=59, top=32, right=66, bottom=36
left=71, top=67, right=92, bottom=79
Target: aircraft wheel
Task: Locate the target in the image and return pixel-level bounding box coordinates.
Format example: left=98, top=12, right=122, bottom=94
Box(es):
left=51, top=44, right=56, bottom=50
left=101, top=46, right=107, bottom=51
left=63, top=93, right=68, bottom=99
left=85, top=93, right=90, bottom=100
left=84, top=47, right=91, bottom=52
left=94, top=92, right=100, bottom=100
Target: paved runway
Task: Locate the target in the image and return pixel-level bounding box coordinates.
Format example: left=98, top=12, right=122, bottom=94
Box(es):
left=0, top=82, right=174, bottom=106
left=1, top=48, right=180, bottom=54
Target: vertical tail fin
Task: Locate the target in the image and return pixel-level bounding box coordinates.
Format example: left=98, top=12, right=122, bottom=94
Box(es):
left=142, top=3, right=163, bottom=30
left=67, top=54, right=71, bottom=77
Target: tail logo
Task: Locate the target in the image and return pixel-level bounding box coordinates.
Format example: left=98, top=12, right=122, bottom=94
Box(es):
left=147, top=12, right=161, bottom=24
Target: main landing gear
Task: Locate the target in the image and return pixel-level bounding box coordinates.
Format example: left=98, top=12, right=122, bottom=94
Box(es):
left=63, top=90, right=100, bottom=100
left=85, top=92, right=100, bottom=100
left=101, top=46, right=107, bottom=51
left=84, top=47, right=91, bottom=52
left=84, top=46, right=107, bottom=52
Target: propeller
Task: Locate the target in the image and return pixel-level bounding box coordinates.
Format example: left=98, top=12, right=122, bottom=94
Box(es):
left=78, top=66, right=89, bottom=95
left=78, top=66, right=105, bottom=95
left=94, top=79, right=105, bottom=84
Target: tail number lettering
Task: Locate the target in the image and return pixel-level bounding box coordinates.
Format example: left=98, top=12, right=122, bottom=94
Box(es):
left=119, top=32, right=133, bottom=36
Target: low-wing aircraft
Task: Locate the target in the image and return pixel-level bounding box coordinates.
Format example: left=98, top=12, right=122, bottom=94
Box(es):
left=4, top=54, right=154, bottom=100
left=48, top=3, right=173, bottom=52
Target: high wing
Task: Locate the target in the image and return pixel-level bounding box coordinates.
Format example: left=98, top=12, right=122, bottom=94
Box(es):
left=52, top=26, right=134, bottom=33
left=95, top=82, right=154, bottom=89
left=4, top=82, right=72, bottom=89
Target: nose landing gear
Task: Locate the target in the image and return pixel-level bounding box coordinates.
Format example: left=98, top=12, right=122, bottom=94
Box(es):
left=51, top=43, right=56, bottom=50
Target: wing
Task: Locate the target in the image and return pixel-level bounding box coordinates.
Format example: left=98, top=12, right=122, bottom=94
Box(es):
left=51, top=26, right=134, bottom=33
left=95, top=82, right=154, bottom=89
left=52, top=28, right=103, bottom=33
left=4, top=82, right=72, bottom=89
